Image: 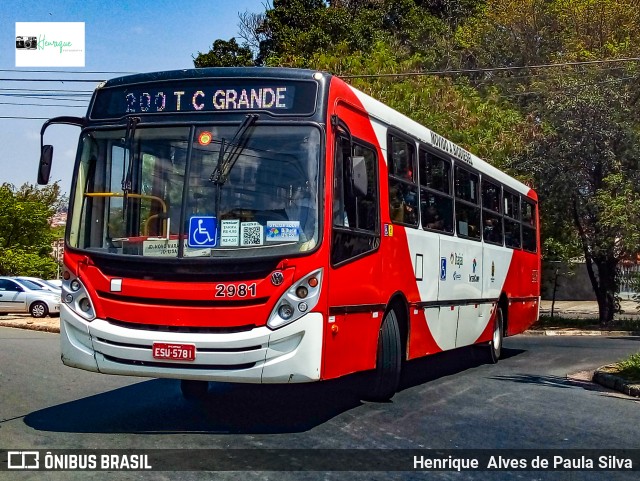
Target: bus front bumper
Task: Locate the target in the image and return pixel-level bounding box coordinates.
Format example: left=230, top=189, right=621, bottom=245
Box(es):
left=60, top=305, right=323, bottom=383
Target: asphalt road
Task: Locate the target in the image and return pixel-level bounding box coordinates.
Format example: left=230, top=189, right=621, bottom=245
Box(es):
left=0, top=327, right=639, bottom=481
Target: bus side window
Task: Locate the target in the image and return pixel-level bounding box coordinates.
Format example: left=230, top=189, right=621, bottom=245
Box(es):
left=419, top=150, right=453, bottom=233
left=388, top=134, right=418, bottom=227
left=481, top=179, right=503, bottom=245
left=454, top=166, right=481, bottom=240
left=504, top=190, right=521, bottom=248
left=522, top=198, right=537, bottom=252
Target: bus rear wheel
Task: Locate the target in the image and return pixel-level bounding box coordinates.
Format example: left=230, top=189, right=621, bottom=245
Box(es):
left=363, top=309, right=402, bottom=402
left=486, top=308, right=504, bottom=364
left=180, top=380, right=208, bottom=401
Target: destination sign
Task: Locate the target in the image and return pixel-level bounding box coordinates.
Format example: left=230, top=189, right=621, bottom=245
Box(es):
left=91, top=79, right=318, bottom=119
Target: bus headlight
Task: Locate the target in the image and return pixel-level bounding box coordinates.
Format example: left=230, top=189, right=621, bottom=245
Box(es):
left=267, top=268, right=322, bottom=330
left=62, top=274, right=96, bottom=321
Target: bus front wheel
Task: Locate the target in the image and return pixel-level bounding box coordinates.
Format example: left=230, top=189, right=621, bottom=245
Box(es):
left=364, top=309, right=402, bottom=402
left=180, top=380, right=208, bottom=401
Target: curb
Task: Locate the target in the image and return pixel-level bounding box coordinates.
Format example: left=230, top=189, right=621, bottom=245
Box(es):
left=593, top=367, right=640, bottom=398
left=539, top=310, right=640, bottom=320
left=525, top=329, right=640, bottom=336
left=0, top=319, right=60, bottom=334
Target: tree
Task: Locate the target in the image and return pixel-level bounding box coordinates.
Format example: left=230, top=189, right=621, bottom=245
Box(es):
left=513, top=74, right=640, bottom=325
left=193, top=38, right=254, bottom=68
left=0, top=182, right=62, bottom=278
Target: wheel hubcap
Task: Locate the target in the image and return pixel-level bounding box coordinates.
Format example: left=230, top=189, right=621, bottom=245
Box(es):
left=493, top=316, right=501, bottom=350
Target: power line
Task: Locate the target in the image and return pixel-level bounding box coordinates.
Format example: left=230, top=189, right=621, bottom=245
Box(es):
left=0, top=88, right=94, bottom=93
left=0, top=101, right=86, bottom=108
left=0, top=116, right=52, bottom=120
left=0, top=78, right=105, bottom=82
left=0, top=69, right=135, bottom=74
left=0, top=93, right=92, bottom=99
left=0, top=94, right=89, bottom=102
left=342, top=57, right=640, bottom=79
left=488, top=75, right=639, bottom=100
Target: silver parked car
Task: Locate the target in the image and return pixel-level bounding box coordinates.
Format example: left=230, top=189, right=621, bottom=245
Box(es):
left=15, top=276, right=62, bottom=294
left=0, top=277, right=61, bottom=318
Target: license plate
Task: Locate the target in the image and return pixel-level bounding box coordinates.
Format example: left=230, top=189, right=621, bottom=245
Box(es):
left=152, top=342, right=196, bottom=361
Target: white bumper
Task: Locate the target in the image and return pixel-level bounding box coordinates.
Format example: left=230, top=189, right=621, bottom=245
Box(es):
left=60, top=305, right=323, bottom=383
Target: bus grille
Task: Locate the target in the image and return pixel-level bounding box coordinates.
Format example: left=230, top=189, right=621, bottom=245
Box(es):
left=105, top=318, right=256, bottom=334
left=102, top=354, right=256, bottom=370
left=97, top=291, right=269, bottom=308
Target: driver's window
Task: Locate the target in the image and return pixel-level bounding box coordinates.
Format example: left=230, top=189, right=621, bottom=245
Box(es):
left=107, top=145, right=126, bottom=239
left=331, top=134, right=380, bottom=266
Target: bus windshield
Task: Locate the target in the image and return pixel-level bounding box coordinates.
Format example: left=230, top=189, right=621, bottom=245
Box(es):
left=68, top=124, right=321, bottom=259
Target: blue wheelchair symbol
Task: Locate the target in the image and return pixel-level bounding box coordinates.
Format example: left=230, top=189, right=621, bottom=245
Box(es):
left=440, top=257, right=447, bottom=280
left=188, top=216, right=217, bottom=248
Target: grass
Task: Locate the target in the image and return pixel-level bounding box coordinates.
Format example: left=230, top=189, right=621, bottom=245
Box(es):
left=615, top=353, right=640, bottom=383
left=600, top=353, right=640, bottom=384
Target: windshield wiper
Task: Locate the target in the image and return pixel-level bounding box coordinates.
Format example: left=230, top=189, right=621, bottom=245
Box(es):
left=121, top=116, right=140, bottom=222
left=121, top=116, right=140, bottom=193
left=209, top=113, right=258, bottom=186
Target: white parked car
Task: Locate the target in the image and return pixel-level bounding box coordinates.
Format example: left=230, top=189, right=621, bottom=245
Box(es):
left=0, top=277, right=61, bottom=318
left=15, top=276, right=62, bottom=293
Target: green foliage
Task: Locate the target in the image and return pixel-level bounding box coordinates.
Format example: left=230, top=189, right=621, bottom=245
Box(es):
left=0, top=182, right=62, bottom=277
left=613, top=352, right=640, bottom=382
left=193, top=38, right=254, bottom=67
left=194, top=0, right=640, bottom=324
left=0, top=248, right=58, bottom=278
left=512, top=73, right=640, bottom=324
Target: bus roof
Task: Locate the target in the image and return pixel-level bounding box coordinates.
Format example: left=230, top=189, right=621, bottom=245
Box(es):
left=100, top=67, right=328, bottom=88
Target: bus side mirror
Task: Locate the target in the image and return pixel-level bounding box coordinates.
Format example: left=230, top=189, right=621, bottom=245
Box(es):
left=38, top=145, right=54, bottom=185
left=350, top=156, right=367, bottom=196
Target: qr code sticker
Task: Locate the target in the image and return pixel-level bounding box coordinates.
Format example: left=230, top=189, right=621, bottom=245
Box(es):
left=241, top=222, right=264, bottom=246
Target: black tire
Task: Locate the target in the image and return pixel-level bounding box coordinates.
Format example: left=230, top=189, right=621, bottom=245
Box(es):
left=180, top=380, right=208, bottom=401
left=30, top=301, right=48, bottom=319
left=364, top=309, right=402, bottom=401
left=487, top=307, right=504, bottom=364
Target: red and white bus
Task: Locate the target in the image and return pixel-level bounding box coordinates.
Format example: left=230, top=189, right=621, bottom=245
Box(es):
left=38, top=68, right=540, bottom=400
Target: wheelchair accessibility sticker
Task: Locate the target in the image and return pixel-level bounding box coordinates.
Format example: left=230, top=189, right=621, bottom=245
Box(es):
left=188, top=216, right=217, bottom=248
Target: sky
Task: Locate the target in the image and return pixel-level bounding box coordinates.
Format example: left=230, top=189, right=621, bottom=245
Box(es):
left=0, top=0, right=265, bottom=194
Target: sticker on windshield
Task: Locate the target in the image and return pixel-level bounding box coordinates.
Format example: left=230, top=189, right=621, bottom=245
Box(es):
left=266, top=221, right=300, bottom=242
left=240, top=222, right=263, bottom=246
left=143, top=239, right=180, bottom=257
left=220, top=219, right=240, bottom=246
left=188, top=216, right=217, bottom=248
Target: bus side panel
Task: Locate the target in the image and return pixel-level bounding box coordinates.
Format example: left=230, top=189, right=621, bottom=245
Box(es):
left=321, top=84, right=385, bottom=380
left=347, top=96, right=443, bottom=362
left=405, top=229, right=447, bottom=359
left=503, top=249, right=541, bottom=336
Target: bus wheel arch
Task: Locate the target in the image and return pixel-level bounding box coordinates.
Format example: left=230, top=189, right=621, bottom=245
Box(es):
left=498, top=293, right=509, bottom=337
left=386, top=293, right=409, bottom=362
